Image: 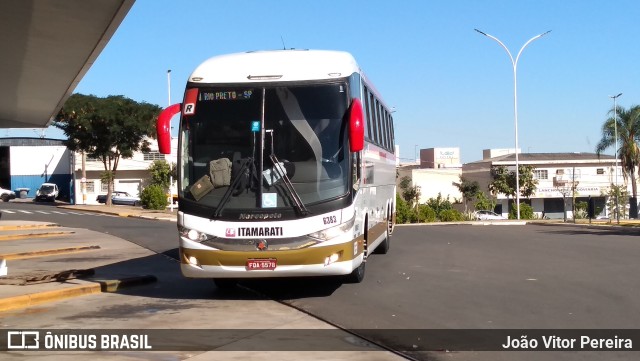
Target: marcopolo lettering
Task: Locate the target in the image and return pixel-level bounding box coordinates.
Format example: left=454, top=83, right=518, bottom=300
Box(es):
left=237, top=227, right=283, bottom=237
left=239, top=213, right=282, bottom=220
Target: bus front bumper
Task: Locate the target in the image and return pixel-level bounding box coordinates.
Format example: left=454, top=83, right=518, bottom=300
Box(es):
left=179, top=240, right=363, bottom=278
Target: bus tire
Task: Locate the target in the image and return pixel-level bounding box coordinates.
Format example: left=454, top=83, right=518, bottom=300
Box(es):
left=345, top=260, right=365, bottom=283
left=213, top=278, right=238, bottom=289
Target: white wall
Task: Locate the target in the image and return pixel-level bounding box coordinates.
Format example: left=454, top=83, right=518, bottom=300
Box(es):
left=10, top=146, right=68, bottom=176
left=412, top=168, right=462, bottom=204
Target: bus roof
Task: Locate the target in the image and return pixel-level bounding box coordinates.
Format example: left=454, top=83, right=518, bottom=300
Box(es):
left=189, top=49, right=361, bottom=84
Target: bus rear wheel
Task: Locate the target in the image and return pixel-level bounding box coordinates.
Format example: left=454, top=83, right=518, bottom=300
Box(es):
left=345, top=260, right=365, bottom=283
left=375, top=219, right=392, bottom=255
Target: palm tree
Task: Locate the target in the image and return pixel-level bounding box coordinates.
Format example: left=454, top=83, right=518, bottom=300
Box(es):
left=595, top=104, right=640, bottom=201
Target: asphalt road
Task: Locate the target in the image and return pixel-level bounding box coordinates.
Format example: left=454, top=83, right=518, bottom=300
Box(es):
left=3, top=202, right=640, bottom=360
left=0, top=201, right=179, bottom=257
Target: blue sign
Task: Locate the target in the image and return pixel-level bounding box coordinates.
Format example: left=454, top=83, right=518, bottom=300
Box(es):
left=262, top=193, right=277, bottom=208
left=251, top=121, right=260, bottom=132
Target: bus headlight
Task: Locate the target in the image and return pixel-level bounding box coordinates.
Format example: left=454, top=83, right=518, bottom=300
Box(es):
left=324, top=251, right=343, bottom=266
left=308, top=217, right=355, bottom=241
left=179, top=226, right=208, bottom=243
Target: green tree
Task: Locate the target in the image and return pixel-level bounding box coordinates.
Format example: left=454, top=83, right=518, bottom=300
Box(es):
left=595, top=104, right=640, bottom=202
left=399, top=176, right=421, bottom=208
left=453, top=176, right=480, bottom=212
left=140, top=184, right=168, bottom=210
left=488, top=165, right=538, bottom=199
left=399, top=176, right=411, bottom=191
left=575, top=201, right=588, bottom=219
left=426, top=192, right=454, bottom=220
left=518, top=165, right=539, bottom=199
left=148, top=160, right=172, bottom=191
left=439, top=209, right=464, bottom=222
left=417, top=204, right=437, bottom=223
left=509, top=202, right=534, bottom=220
left=474, top=191, right=497, bottom=211
left=489, top=165, right=513, bottom=198
left=396, top=193, right=414, bottom=224
left=604, top=184, right=629, bottom=220
left=54, top=94, right=161, bottom=206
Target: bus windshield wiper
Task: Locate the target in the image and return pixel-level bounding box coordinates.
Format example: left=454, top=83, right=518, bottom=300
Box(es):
left=212, top=158, right=254, bottom=219
left=265, top=129, right=308, bottom=216
left=269, top=153, right=309, bottom=216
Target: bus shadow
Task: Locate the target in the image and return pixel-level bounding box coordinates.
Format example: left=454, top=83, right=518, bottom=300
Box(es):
left=240, top=277, right=344, bottom=300
left=84, top=251, right=343, bottom=303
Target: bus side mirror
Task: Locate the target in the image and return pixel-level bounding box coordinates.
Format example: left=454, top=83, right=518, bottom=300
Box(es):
left=157, top=103, right=181, bottom=154
left=349, top=98, right=364, bottom=152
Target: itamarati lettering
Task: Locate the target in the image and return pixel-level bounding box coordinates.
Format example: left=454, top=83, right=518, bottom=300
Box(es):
left=237, top=227, right=283, bottom=237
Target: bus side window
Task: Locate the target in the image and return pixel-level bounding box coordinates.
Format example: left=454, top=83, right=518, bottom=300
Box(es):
left=352, top=152, right=361, bottom=189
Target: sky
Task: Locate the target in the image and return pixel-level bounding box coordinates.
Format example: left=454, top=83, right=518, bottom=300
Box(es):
left=9, top=0, right=640, bottom=163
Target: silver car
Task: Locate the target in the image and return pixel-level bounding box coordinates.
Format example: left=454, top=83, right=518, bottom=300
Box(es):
left=0, top=187, right=16, bottom=202
left=473, top=210, right=507, bottom=220
left=96, top=191, right=141, bottom=206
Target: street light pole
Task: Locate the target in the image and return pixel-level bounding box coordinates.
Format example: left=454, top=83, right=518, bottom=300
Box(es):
left=167, top=69, right=175, bottom=212
left=610, top=92, right=622, bottom=224
left=167, top=69, right=172, bottom=106
left=475, top=29, right=551, bottom=219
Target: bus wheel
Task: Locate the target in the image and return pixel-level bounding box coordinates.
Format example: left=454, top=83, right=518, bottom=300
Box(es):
left=345, top=260, right=366, bottom=283
left=213, top=278, right=238, bottom=289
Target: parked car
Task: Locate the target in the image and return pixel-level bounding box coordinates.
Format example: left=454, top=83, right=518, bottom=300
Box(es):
left=0, top=187, right=16, bottom=202
left=96, top=191, right=141, bottom=206
left=35, top=183, right=59, bottom=202
left=473, top=210, right=507, bottom=220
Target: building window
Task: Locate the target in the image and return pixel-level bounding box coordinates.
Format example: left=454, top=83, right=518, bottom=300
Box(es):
left=534, top=169, right=548, bottom=180
left=101, top=182, right=108, bottom=192
left=85, top=181, right=95, bottom=193
left=143, top=151, right=165, bottom=161
left=597, top=168, right=605, bottom=175
left=556, top=169, right=564, bottom=175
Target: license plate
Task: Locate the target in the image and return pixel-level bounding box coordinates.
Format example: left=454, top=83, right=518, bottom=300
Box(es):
left=246, top=258, right=277, bottom=270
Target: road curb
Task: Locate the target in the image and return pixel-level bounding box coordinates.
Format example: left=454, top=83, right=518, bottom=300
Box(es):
left=55, top=205, right=177, bottom=222
left=395, top=221, right=527, bottom=226
left=0, top=275, right=157, bottom=312
left=0, top=231, right=76, bottom=242
left=98, top=275, right=157, bottom=292
left=1, top=245, right=100, bottom=260
left=129, top=214, right=177, bottom=222
left=0, top=223, right=59, bottom=231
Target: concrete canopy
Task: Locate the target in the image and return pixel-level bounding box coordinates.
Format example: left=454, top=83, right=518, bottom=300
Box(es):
left=0, top=0, right=135, bottom=129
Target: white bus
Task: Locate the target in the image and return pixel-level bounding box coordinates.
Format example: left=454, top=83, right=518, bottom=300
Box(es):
left=157, top=49, right=396, bottom=287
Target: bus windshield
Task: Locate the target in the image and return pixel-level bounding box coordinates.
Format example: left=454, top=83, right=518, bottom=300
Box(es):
left=179, top=82, right=350, bottom=214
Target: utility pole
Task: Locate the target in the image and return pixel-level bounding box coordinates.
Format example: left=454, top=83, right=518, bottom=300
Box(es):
left=168, top=69, right=175, bottom=212
left=81, top=152, right=87, bottom=205
left=610, top=93, right=622, bottom=224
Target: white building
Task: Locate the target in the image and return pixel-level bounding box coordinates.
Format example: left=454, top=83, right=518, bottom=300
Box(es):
left=397, top=147, right=463, bottom=204
left=462, top=151, right=623, bottom=219
left=73, top=137, right=178, bottom=205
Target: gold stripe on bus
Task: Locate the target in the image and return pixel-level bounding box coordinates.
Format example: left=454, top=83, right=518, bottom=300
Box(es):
left=367, top=221, right=387, bottom=243
left=183, top=236, right=364, bottom=267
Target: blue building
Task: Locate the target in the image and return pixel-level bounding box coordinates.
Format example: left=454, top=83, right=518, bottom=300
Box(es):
left=0, top=138, right=72, bottom=202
